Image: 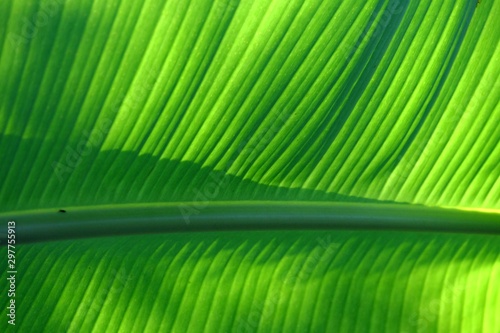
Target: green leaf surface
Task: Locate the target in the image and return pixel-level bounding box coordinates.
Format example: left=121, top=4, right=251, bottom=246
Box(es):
left=1, top=0, right=500, bottom=332
left=1, top=230, right=500, bottom=332
left=1, top=0, right=498, bottom=212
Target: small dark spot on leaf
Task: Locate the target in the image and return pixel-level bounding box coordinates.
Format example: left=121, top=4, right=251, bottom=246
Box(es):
left=59, top=209, right=66, bottom=213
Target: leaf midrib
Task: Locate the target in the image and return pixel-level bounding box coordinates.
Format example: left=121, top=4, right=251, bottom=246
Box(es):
left=1, top=201, right=500, bottom=245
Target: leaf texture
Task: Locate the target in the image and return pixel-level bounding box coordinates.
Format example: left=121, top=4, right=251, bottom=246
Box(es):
left=1, top=0, right=500, bottom=332
left=0, top=0, right=498, bottom=213
left=1, top=230, right=499, bottom=332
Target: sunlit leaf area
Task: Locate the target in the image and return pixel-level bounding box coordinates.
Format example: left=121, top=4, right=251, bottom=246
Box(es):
left=0, top=0, right=499, bottom=332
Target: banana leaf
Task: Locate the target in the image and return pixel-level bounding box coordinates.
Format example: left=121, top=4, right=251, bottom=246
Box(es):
left=0, top=0, right=499, bottom=331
